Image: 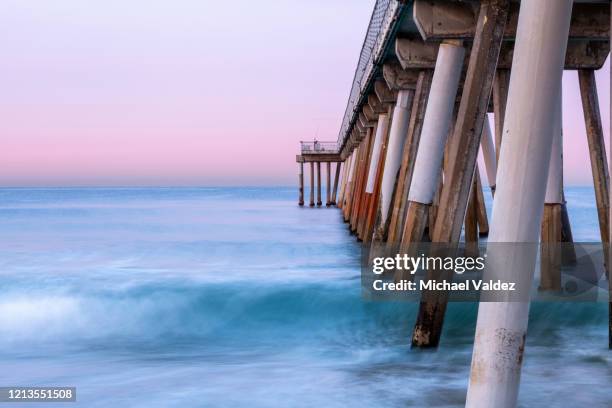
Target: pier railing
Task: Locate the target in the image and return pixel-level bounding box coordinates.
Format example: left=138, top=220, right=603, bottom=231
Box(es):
left=300, top=141, right=339, bottom=154
left=336, top=0, right=404, bottom=149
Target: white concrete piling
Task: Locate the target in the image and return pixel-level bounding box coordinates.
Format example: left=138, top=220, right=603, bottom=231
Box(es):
left=408, top=41, right=465, bottom=204
left=466, top=1, right=573, bottom=407
left=380, top=90, right=415, bottom=223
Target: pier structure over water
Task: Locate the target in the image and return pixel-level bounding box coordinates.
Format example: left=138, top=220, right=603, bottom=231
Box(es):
left=296, top=141, right=342, bottom=207
left=296, top=0, right=611, bottom=406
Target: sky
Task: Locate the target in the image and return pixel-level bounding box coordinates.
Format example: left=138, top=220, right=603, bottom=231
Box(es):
left=0, top=0, right=609, bottom=187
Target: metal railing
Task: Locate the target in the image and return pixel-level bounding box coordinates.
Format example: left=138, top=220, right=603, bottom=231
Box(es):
left=336, top=0, right=405, bottom=149
left=300, top=141, right=339, bottom=154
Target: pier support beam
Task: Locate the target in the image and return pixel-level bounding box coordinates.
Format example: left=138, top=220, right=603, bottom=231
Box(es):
left=465, top=171, right=479, bottom=250
left=480, top=119, right=497, bottom=194
left=399, top=41, right=465, bottom=251
left=493, top=70, right=510, bottom=164
left=540, top=96, right=564, bottom=292
left=326, top=162, right=331, bottom=206
left=346, top=148, right=359, bottom=221
left=338, top=155, right=348, bottom=209
left=374, top=89, right=415, bottom=241
left=316, top=162, right=322, bottom=206
left=343, top=148, right=359, bottom=219
left=386, top=71, right=434, bottom=248
left=309, top=162, right=315, bottom=207
left=345, top=150, right=358, bottom=212
left=412, top=0, right=509, bottom=348
left=466, top=1, right=573, bottom=406
left=353, top=129, right=374, bottom=233
left=298, top=162, right=304, bottom=206
left=337, top=160, right=348, bottom=209
left=361, top=113, right=391, bottom=240
left=331, top=162, right=341, bottom=205
left=475, top=170, right=489, bottom=236
left=578, top=69, right=610, bottom=256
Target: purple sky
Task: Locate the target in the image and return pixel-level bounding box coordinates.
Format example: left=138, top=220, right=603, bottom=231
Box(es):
left=0, top=0, right=609, bottom=186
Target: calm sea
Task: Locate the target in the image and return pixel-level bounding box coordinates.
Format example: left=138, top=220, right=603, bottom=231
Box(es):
left=0, top=187, right=609, bottom=407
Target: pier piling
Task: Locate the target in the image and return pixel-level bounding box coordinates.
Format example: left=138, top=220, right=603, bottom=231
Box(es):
left=480, top=119, right=497, bottom=195
left=298, top=162, right=304, bottom=206
left=412, top=0, right=509, bottom=348
left=316, top=162, right=322, bottom=206
left=353, top=129, right=373, bottom=233
left=309, top=162, right=315, bottom=207
left=540, top=96, right=564, bottom=291
left=386, top=71, right=433, bottom=249
left=326, top=162, right=331, bottom=206
left=331, top=162, right=341, bottom=205
left=466, top=0, right=573, bottom=405
left=475, top=171, right=489, bottom=236
left=374, top=88, right=415, bottom=242
left=399, top=41, right=465, bottom=256
left=579, top=69, right=610, bottom=260
left=492, top=69, right=510, bottom=164
left=364, top=108, right=393, bottom=242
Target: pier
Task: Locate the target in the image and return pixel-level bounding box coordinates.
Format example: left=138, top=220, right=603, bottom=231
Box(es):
left=295, top=0, right=611, bottom=406
left=296, top=141, right=342, bottom=207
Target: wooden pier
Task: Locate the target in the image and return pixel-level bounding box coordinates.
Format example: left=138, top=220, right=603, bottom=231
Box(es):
left=296, top=0, right=611, bottom=406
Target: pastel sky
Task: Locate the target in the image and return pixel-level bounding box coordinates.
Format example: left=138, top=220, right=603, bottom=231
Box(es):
left=0, top=0, right=609, bottom=186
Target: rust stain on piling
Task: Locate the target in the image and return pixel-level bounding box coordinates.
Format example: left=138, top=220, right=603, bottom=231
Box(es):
left=469, top=331, right=486, bottom=385
left=469, top=329, right=526, bottom=386
left=412, top=326, right=430, bottom=346
left=493, top=328, right=525, bottom=369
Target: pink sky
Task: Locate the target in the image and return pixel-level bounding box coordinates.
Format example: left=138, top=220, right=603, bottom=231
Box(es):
left=0, top=0, right=609, bottom=186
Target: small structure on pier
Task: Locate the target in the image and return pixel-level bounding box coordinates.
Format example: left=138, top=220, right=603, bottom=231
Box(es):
left=296, top=141, right=342, bottom=207
left=295, top=0, right=611, bottom=406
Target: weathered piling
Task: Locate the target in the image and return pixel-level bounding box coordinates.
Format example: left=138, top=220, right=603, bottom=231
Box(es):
left=465, top=173, right=480, bottom=250
left=337, top=157, right=347, bottom=208
left=363, top=107, right=393, bottom=242
left=412, top=0, right=509, bottom=348
left=344, top=150, right=357, bottom=209
left=351, top=128, right=376, bottom=234
left=326, top=162, right=331, bottom=206
left=316, top=162, right=322, bottom=206
left=578, top=69, right=610, bottom=253
left=338, top=156, right=350, bottom=208
left=475, top=171, right=489, bottom=236
left=340, top=155, right=350, bottom=209
left=399, top=41, right=465, bottom=252
left=331, top=162, right=341, bottom=205
left=343, top=147, right=359, bottom=219
left=359, top=114, right=388, bottom=238
left=386, top=70, right=434, bottom=248
left=309, top=162, right=315, bottom=207
left=374, top=88, right=414, bottom=242
left=480, top=119, right=497, bottom=194
left=466, top=1, right=573, bottom=406
left=298, top=161, right=304, bottom=206
left=492, top=69, right=510, bottom=164
left=540, top=96, right=564, bottom=292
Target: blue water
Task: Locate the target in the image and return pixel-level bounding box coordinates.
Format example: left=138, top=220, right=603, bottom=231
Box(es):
left=0, top=187, right=609, bottom=407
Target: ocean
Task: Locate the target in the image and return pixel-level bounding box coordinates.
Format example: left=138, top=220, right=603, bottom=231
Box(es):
left=0, top=186, right=609, bottom=407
